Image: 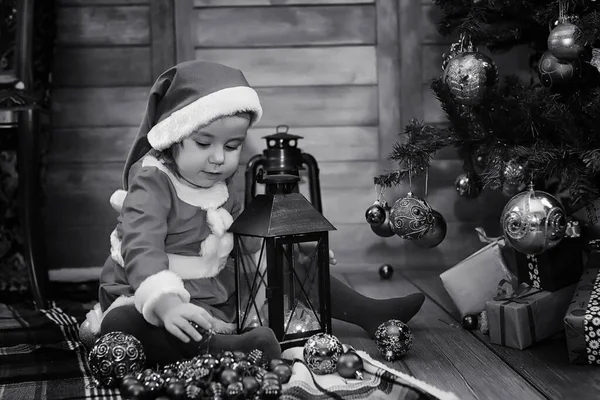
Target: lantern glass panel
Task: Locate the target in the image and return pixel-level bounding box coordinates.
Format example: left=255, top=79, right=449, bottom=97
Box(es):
left=234, top=234, right=327, bottom=342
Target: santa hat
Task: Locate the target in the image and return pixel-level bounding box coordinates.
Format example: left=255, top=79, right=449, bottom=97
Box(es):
left=120, top=60, right=262, bottom=191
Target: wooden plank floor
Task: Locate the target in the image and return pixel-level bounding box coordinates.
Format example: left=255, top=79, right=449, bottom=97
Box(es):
left=331, top=268, right=599, bottom=400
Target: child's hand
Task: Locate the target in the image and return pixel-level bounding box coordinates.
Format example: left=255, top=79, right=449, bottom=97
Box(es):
left=161, top=302, right=213, bottom=343
left=329, top=250, right=337, bottom=265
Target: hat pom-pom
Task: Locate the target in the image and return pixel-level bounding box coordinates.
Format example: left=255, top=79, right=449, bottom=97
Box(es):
left=109, top=190, right=127, bottom=213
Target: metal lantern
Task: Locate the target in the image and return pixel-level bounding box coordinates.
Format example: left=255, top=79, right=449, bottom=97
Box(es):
left=245, top=125, right=322, bottom=212
left=230, top=175, right=336, bottom=349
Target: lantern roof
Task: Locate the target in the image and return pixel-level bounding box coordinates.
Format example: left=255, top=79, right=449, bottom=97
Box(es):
left=229, top=193, right=336, bottom=237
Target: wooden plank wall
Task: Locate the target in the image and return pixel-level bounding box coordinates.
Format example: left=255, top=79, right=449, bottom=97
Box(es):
left=44, top=0, right=532, bottom=273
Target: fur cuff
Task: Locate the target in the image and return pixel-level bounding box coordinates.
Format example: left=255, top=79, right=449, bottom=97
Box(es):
left=168, top=232, right=233, bottom=279
left=110, top=228, right=124, bottom=267
left=207, top=208, right=233, bottom=237
left=110, top=189, right=127, bottom=213
left=134, top=270, right=191, bottom=326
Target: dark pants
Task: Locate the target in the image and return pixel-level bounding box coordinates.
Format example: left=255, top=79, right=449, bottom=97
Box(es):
left=100, top=304, right=281, bottom=366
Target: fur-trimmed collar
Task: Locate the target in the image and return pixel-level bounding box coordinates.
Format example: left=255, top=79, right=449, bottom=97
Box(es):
left=141, top=155, right=229, bottom=209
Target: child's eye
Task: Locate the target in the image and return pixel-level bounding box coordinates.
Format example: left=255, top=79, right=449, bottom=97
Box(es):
left=226, top=144, right=241, bottom=151
left=195, top=142, right=210, bottom=148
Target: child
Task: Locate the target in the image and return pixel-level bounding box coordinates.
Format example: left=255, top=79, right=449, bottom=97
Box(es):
left=92, top=61, right=425, bottom=365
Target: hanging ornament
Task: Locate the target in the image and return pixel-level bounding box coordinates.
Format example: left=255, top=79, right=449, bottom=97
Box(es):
left=303, top=333, right=344, bottom=375
left=548, top=2, right=584, bottom=60
left=371, top=201, right=395, bottom=237
left=378, top=263, right=394, bottom=280
left=389, top=192, right=434, bottom=240
left=374, top=320, right=413, bottom=361
left=548, top=22, right=584, bottom=60
left=442, top=33, right=498, bottom=106
left=88, top=332, right=146, bottom=388
left=538, top=51, right=581, bottom=88
left=455, top=173, right=481, bottom=198
left=500, top=184, right=567, bottom=255
left=413, top=210, right=447, bottom=249
left=336, top=351, right=364, bottom=380
left=365, top=201, right=386, bottom=226
left=502, top=160, right=527, bottom=196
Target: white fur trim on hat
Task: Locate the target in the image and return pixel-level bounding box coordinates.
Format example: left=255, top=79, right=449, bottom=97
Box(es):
left=147, top=86, right=262, bottom=151
left=134, top=270, right=191, bottom=326
left=141, top=155, right=229, bottom=209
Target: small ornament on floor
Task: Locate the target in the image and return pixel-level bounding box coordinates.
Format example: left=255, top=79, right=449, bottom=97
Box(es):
left=336, top=351, right=364, bottom=380
left=88, top=332, right=146, bottom=388
left=374, top=320, right=413, bottom=361
left=303, top=333, right=344, bottom=375
left=379, top=264, right=394, bottom=280
left=461, top=314, right=478, bottom=330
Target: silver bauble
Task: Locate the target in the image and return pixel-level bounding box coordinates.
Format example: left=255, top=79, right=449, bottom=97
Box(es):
left=303, top=333, right=344, bottom=375
left=371, top=202, right=395, bottom=237
left=442, top=51, right=498, bottom=106
left=500, top=188, right=567, bottom=255
left=389, top=193, right=434, bottom=240
left=548, top=22, right=585, bottom=60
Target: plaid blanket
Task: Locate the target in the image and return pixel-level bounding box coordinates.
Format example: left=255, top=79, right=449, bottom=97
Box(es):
left=0, top=301, right=459, bottom=400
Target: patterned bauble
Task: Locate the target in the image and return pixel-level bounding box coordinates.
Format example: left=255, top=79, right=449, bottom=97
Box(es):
left=88, top=332, right=146, bottom=388
left=501, top=188, right=567, bottom=255
left=374, top=320, right=413, bottom=361
left=365, top=202, right=386, bottom=226
left=379, top=264, right=394, bottom=280
left=303, top=333, right=344, bottom=375
left=371, top=202, right=395, bottom=238
left=548, top=22, right=585, bottom=60
left=538, top=51, right=581, bottom=89
left=455, top=173, right=480, bottom=198
left=413, top=210, right=447, bottom=249
left=442, top=51, right=498, bottom=106
left=389, top=192, right=434, bottom=240
left=248, top=349, right=267, bottom=367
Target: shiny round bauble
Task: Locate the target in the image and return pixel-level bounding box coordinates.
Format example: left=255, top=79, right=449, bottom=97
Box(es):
left=389, top=192, right=434, bottom=240
left=370, top=202, right=395, bottom=237
left=242, top=376, right=260, bottom=396
left=462, top=314, right=478, bottom=330
left=501, top=189, right=567, bottom=255
left=455, top=173, right=480, bottom=198
left=503, top=160, right=525, bottom=187
left=272, top=363, right=293, bottom=383
left=379, top=263, right=394, bottom=280
left=365, top=202, right=386, bottom=226
left=165, top=381, right=186, bottom=399
left=374, top=320, right=414, bottom=361
left=442, top=51, right=498, bottom=106
left=336, top=351, right=364, bottom=380
left=548, top=22, right=585, bottom=60
left=538, top=51, right=581, bottom=89
left=413, top=210, right=447, bottom=249
left=303, top=333, right=344, bottom=375
left=88, top=332, right=146, bottom=388
left=219, top=368, right=241, bottom=386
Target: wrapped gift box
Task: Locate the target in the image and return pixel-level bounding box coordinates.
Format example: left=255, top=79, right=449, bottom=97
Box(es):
left=486, top=283, right=576, bottom=350
left=563, top=267, right=600, bottom=365
left=572, top=199, right=600, bottom=240
left=503, top=237, right=583, bottom=292
left=440, top=229, right=510, bottom=317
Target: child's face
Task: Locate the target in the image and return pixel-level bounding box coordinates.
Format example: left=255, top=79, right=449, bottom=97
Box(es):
left=174, top=115, right=250, bottom=188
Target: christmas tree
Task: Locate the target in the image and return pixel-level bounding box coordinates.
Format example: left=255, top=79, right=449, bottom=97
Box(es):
left=371, top=0, right=600, bottom=252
